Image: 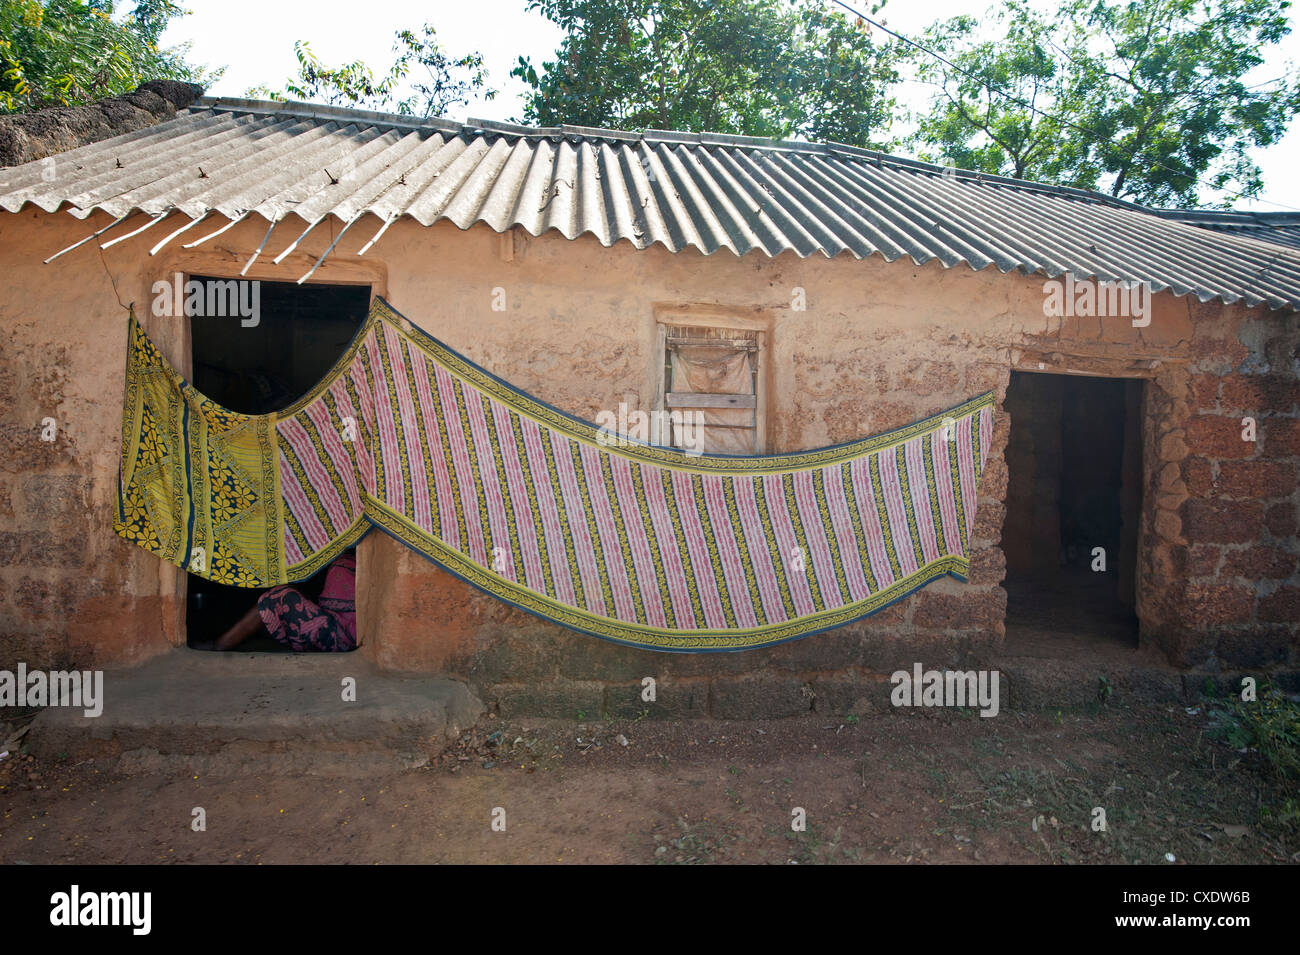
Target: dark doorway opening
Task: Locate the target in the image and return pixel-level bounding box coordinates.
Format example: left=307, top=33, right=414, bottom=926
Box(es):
left=1002, top=371, right=1142, bottom=652
left=185, top=278, right=371, bottom=651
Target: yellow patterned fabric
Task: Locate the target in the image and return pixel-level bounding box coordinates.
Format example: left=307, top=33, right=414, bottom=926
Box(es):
left=116, top=297, right=995, bottom=652
left=116, top=318, right=283, bottom=586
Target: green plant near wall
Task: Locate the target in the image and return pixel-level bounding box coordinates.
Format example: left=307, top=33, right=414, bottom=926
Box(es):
left=1208, top=684, right=1300, bottom=782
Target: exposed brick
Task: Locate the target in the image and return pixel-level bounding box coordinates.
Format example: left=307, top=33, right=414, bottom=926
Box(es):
left=1155, top=625, right=1217, bottom=669
left=1181, top=499, right=1263, bottom=544
left=447, top=628, right=561, bottom=684
left=710, top=675, right=812, bottom=719
left=863, top=630, right=991, bottom=672
left=20, top=474, right=89, bottom=519
left=1220, top=374, right=1300, bottom=415
left=0, top=423, right=74, bottom=473
left=1265, top=418, right=1300, bottom=457
left=0, top=531, right=19, bottom=567
left=1156, top=462, right=1180, bottom=495
left=1155, top=490, right=1184, bottom=512
left=1217, top=627, right=1291, bottom=669
left=0, top=630, right=70, bottom=672
left=0, top=364, right=14, bottom=407
left=651, top=640, right=771, bottom=678
left=602, top=679, right=709, bottom=719
left=1184, top=416, right=1255, bottom=459
left=1182, top=458, right=1215, bottom=497
left=14, top=577, right=55, bottom=618
left=969, top=546, right=1006, bottom=585
left=56, top=574, right=106, bottom=606
left=900, top=361, right=960, bottom=396
left=555, top=633, right=665, bottom=682
left=911, top=588, right=1006, bottom=631
left=972, top=500, right=1005, bottom=540
left=760, top=630, right=873, bottom=672
left=810, top=674, right=891, bottom=715
left=1183, top=583, right=1254, bottom=625
left=1258, top=587, right=1300, bottom=624
left=19, top=531, right=86, bottom=568
left=488, top=680, right=605, bottom=719
left=862, top=600, right=907, bottom=625
left=1154, top=509, right=1182, bottom=540
left=965, top=365, right=1006, bottom=394
left=1215, top=460, right=1296, bottom=499
left=1186, top=544, right=1222, bottom=577
left=980, top=462, right=1009, bottom=504
left=1191, top=335, right=1248, bottom=366
left=1159, top=431, right=1189, bottom=462
left=823, top=398, right=915, bottom=443
left=1265, top=503, right=1296, bottom=538
left=1220, top=547, right=1297, bottom=580
left=1188, top=374, right=1220, bottom=412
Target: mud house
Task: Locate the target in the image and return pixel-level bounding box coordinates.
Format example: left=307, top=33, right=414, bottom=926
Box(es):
left=1, top=87, right=1297, bottom=718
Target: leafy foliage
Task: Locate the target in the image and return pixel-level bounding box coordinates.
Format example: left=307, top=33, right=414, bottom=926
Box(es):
left=248, top=23, right=493, bottom=118
left=0, top=0, right=219, bottom=113
left=512, top=0, right=900, bottom=148
left=907, top=0, right=1300, bottom=207
left=1209, top=684, right=1300, bottom=781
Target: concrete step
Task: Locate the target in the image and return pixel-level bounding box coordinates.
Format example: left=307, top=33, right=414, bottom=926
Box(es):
left=29, top=650, right=484, bottom=777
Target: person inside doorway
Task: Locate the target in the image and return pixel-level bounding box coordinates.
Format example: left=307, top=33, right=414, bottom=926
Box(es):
left=206, top=550, right=358, bottom=652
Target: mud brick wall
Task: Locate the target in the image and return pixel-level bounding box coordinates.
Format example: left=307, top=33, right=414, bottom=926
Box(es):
left=357, top=249, right=1015, bottom=718
left=0, top=306, right=178, bottom=672
left=3, top=207, right=1297, bottom=716
left=1160, top=303, right=1300, bottom=682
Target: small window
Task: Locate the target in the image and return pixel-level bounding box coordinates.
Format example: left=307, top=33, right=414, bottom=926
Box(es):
left=657, top=323, right=765, bottom=454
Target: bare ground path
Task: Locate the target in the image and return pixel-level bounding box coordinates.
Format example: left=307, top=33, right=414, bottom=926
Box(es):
left=1, top=699, right=1294, bottom=864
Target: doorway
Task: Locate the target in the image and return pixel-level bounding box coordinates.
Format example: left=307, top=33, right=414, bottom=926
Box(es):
left=1002, top=371, right=1142, bottom=650
left=185, top=277, right=371, bottom=650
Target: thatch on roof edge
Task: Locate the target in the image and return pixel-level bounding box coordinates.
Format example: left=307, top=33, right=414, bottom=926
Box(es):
left=0, top=80, right=204, bottom=169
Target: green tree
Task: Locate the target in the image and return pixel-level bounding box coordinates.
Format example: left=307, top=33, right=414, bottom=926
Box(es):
left=909, top=0, right=1300, bottom=207
left=908, top=2, right=1085, bottom=183
left=0, top=0, right=219, bottom=112
left=248, top=24, right=494, bottom=118
left=512, top=0, right=901, bottom=147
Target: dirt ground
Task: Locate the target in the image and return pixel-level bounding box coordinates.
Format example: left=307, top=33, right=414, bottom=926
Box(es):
left=0, top=697, right=1295, bottom=865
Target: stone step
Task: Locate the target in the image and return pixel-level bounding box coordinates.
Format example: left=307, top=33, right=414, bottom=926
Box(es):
left=991, top=656, right=1186, bottom=710
left=29, top=650, right=484, bottom=777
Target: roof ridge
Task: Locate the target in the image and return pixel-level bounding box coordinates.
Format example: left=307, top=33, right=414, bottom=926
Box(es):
left=190, top=96, right=1150, bottom=213
left=1154, top=207, right=1300, bottom=225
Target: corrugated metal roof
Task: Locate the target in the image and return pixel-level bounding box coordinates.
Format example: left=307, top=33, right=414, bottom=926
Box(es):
left=2, top=96, right=1299, bottom=311
left=1155, top=209, right=1300, bottom=253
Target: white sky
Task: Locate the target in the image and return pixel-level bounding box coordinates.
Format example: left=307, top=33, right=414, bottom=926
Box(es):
left=161, top=0, right=1300, bottom=211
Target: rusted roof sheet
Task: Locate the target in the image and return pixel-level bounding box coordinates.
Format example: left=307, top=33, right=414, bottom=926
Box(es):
left=2, top=96, right=1299, bottom=310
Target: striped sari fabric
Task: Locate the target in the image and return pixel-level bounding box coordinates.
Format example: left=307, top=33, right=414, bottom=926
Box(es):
left=116, top=297, right=994, bottom=652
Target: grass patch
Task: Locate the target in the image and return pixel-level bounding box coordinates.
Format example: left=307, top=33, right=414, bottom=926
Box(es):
left=1207, top=684, right=1300, bottom=782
